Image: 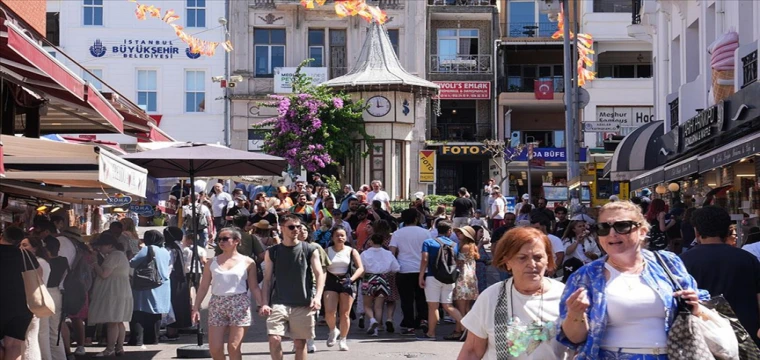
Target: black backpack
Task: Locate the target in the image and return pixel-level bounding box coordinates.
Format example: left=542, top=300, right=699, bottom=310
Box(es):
left=432, top=237, right=459, bottom=284
left=62, top=246, right=94, bottom=315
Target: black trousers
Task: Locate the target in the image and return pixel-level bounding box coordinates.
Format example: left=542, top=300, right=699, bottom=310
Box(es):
left=396, top=272, right=427, bottom=329
left=128, top=311, right=161, bottom=345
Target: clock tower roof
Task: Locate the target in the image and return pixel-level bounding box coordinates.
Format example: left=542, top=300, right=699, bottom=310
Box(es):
left=322, top=21, right=439, bottom=96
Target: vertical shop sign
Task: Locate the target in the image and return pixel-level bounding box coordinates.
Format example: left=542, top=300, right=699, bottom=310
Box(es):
left=419, top=150, right=436, bottom=183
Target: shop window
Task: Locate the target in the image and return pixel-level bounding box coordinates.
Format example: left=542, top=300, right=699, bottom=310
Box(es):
left=370, top=141, right=385, bottom=184
left=185, top=70, right=206, bottom=113
left=137, top=70, right=158, bottom=112
left=308, top=29, right=325, bottom=67
left=523, top=131, right=559, bottom=147
left=186, top=0, right=206, bottom=28
left=83, top=69, right=103, bottom=91
left=83, top=0, right=103, bottom=26
left=254, top=29, right=286, bottom=77
left=387, top=29, right=400, bottom=57
left=597, top=64, right=652, bottom=78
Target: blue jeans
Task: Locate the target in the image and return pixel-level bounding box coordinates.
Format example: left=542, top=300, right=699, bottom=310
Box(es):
left=599, top=349, right=668, bottom=360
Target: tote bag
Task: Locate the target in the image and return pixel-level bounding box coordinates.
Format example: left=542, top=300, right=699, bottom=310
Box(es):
left=21, top=249, right=55, bottom=318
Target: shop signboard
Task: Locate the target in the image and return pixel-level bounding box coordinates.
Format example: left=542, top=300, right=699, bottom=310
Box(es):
left=630, top=169, right=664, bottom=190
left=699, top=136, right=760, bottom=172
left=583, top=122, right=621, bottom=132
left=87, top=38, right=200, bottom=60
left=98, top=150, right=148, bottom=198
left=596, top=106, right=654, bottom=126
left=509, top=147, right=588, bottom=162
left=681, top=101, right=726, bottom=151
left=274, top=67, right=328, bottom=93
left=664, top=157, right=698, bottom=182
left=129, top=204, right=154, bottom=216
left=440, top=145, right=487, bottom=155
left=433, top=82, right=491, bottom=99
left=419, top=150, right=436, bottom=183
left=106, top=195, right=132, bottom=206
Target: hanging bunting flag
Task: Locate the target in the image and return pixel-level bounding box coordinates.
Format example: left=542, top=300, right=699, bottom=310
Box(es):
left=552, top=4, right=596, bottom=86
left=301, top=0, right=388, bottom=25
left=127, top=0, right=231, bottom=57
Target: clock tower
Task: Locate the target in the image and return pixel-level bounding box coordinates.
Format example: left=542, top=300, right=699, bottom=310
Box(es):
left=323, top=21, right=439, bottom=200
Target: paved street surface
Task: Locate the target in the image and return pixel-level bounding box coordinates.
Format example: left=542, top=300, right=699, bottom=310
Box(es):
left=74, top=226, right=464, bottom=359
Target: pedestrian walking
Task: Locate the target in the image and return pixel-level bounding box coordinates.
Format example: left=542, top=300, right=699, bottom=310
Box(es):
left=324, top=226, right=364, bottom=351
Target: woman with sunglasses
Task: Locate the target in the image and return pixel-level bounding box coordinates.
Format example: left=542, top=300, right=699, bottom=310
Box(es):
left=558, top=201, right=708, bottom=360
left=192, top=227, right=263, bottom=360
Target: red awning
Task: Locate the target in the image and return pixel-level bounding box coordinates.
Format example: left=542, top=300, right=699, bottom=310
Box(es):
left=137, top=124, right=176, bottom=143
left=0, top=18, right=124, bottom=134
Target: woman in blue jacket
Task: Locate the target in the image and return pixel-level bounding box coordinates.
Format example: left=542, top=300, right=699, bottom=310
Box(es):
left=129, top=230, right=171, bottom=346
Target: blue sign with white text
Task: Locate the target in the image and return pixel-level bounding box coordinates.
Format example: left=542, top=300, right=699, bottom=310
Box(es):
left=130, top=204, right=155, bottom=216
left=505, top=147, right=588, bottom=162
left=88, top=39, right=200, bottom=60
left=106, top=196, right=132, bottom=206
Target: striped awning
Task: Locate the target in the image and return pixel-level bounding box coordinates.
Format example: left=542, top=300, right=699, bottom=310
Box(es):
left=609, top=121, right=665, bottom=181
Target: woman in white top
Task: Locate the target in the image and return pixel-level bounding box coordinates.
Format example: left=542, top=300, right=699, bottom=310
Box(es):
left=20, top=236, right=51, bottom=360
left=360, top=233, right=400, bottom=336
left=562, top=220, right=601, bottom=264
left=457, top=227, right=573, bottom=360
left=324, top=226, right=364, bottom=351
left=192, top=228, right=263, bottom=360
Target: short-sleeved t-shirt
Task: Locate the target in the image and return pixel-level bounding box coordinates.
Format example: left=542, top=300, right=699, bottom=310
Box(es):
left=367, top=191, right=391, bottom=210
left=680, top=244, right=760, bottom=345
left=421, top=236, right=458, bottom=277
left=390, top=225, right=432, bottom=273
left=547, top=234, right=565, bottom=264
left=452, top=197, right=474, bottom=218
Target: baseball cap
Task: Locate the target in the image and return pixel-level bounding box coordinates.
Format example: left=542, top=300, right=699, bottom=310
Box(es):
left=522, top=193, right=530, bottom=200
left=414, top=192, right=425, bottom=200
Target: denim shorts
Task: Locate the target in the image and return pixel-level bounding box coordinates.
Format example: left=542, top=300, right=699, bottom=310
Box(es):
left=599, top=349, right=669, bottom=360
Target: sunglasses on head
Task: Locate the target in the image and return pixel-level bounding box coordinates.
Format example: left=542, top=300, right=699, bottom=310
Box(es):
left=594, top=221, right=641, bottom=236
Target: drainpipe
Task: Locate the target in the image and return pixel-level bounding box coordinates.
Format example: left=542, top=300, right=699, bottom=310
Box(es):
left=715, top=0, right=724, bottom=35
left=493, top=39, right=501, bottom=141
left=657, top=7, right=670, bottom=124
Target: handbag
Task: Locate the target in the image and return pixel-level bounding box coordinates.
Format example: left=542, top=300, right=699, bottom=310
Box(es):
left=21, top=249, right=55, bottom=318
left=132, top=246, right=164, bottom=290
left=703, top=296, right=760, bottom=360
left=653, top=251, right=713, bottom=360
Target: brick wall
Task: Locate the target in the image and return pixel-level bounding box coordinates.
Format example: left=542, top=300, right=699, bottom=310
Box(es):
left=1, top=0, right=46, bottom=36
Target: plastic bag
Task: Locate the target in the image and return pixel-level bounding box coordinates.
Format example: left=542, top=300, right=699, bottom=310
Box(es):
left=695, top=305, right=739, bottom=360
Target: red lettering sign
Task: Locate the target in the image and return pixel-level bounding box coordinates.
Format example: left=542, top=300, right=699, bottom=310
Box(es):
left=433, top=81, right=491, bottom=100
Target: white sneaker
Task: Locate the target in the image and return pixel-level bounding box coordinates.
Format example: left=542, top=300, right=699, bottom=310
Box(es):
left=74, top=346, right=86, bottom=355
left=338, top=338, right=349, bottom=351
left=307, top=338, right=317, bottom=353
left=367, top=318, right=379, bottom=335
left=326, top=328, right=339, bottom=347
left=370, top=328, right=379, bottom=337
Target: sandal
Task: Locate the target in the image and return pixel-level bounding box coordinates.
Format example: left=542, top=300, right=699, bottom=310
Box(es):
left=443, top=332, right=463, bottom=341
left=94, top=349, right=115, bottom=357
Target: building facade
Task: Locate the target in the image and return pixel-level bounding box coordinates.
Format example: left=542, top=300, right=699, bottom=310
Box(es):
left=229, top=0, right=427, bottom=200
left=46, top=0, right=226, bottom=144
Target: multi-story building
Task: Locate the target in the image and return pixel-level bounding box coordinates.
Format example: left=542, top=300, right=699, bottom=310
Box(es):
left=424, top=0, right=500, bottom=200
left=229, top=0, right=426, bottom=200
left=45, top=0, right=226, bottom=144
left=618, top=0, right=760, bottom=209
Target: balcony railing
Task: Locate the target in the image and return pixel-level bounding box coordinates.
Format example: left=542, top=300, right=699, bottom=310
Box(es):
left=428, top=0, right=496, bottom=5
left=430, top=54, right=492, bottom=74
left=431, top=123, right=489, bottom=141
left=631, top=0, right=642, bottom=24
left=504, top=22, right=557, bottom=38
left=742, top=50, right=758, bottom=89
left=506, top=77, right=564, bottom=93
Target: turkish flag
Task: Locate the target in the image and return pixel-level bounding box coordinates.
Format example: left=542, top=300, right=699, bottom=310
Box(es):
left=534, top=80, right=554, bottom=100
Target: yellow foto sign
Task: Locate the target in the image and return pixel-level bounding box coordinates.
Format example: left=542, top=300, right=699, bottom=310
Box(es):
left=419, top=150, right=436, bottom=183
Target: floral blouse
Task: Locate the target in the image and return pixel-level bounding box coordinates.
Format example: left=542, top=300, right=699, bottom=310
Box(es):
left=556, top=250, right=709, bottom=359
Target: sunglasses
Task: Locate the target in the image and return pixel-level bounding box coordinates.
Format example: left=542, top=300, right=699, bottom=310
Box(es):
left=594, top=221, right=641, bottom=236
left=286, top=224, right=302, bottom=231
left=218, top=236, right=234, bottom=243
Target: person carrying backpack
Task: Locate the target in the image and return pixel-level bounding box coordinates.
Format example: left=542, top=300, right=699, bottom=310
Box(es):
left=417, top=220, right=463, bottom=341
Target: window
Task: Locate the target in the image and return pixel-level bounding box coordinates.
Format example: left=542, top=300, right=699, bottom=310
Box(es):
left=370, top=142, right=385, bottom=185
left=597, top=64, right=652, bottom=78
left=137, top=70, right=158, bottom=112
left=83, top=0, right=103, bottom=26
left=329, top=29, right=347, bottom=79
left=308, top=29, right=325, bottom=67
left=387, top=29, right=400, bottom=57
left=46, top=13, right=60, bottom=46
left=508, top=0, right=553, bottom=37
left=593, top=0, right=633, bottom=13
left=506, top=65, right=564, bottom=92
left=186, top=0, right=206, bottom=28
left=438, top=29, right=479, bottom=58
left=185, top=70, right=205, bottom=113
left=83, top=69, right=103, bottom=91
left=434, top=100, right=477, bottom=141
left=254, top=29, right=286, bottom=77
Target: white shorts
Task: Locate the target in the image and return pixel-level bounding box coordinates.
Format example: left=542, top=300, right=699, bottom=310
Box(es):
left=424, top=276, right=454, bottom=304
left=452, top=217, right=470, bottom=228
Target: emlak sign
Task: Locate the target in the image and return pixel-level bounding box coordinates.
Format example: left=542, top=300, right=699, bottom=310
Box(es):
left=433, top=82, right=491, bottom=99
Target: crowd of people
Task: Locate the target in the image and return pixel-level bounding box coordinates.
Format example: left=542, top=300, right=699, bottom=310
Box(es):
left=3, top=175, right=760, bottom=360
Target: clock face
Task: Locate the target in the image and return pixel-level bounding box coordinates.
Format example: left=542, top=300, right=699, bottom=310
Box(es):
left=366, top=96, right=392, bottom=117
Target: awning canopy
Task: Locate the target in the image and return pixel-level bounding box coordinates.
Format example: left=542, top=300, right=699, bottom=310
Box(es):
left=1, top=135, right=148, bottom=198
left=629, top=166, right=665, bottom=190
left=609, top=121, right=665, bottom=181
left=0, top=19, right=124, bottom=134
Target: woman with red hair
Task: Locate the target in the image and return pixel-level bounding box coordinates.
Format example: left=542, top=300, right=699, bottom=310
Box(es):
left=457, top=227, right=572, bottom=359
left=644, top=199, right=673, bottom=251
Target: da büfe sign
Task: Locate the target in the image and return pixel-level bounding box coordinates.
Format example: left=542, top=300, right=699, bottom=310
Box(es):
left=681, top=101, right=725, bottom=151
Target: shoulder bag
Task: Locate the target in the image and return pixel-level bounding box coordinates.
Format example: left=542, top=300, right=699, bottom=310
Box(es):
left=703, top=296, right=760, bottom=359
left=133, top=246, right=164, bottom=290
left=21, top=249, right=55, bottom=318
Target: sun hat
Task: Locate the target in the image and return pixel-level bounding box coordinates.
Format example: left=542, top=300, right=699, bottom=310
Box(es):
left=253, top=220, right=275, bottom=230
left=454, top=226, right=476, bottom=242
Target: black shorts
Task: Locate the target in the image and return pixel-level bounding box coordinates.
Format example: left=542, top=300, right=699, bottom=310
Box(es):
left=325, top=272, right=356, bottom=296
left=0, top=312, right=33, bottom=341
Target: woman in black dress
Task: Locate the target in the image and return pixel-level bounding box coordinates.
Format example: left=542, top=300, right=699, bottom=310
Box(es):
left=163, top=227, right=192, bottom=340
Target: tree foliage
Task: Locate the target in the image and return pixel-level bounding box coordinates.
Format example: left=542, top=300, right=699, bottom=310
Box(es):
left=255, top=61, right=372, bottom=172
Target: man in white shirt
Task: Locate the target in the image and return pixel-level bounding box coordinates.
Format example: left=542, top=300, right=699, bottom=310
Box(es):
left=367, top=180, right=391, bottom=212
left=389, top=209, right=431, bottom=334
left=210, top=182, right=232, bottom=234
left=530, top=213, right=565, bottom=277
left=513, top=193, right=531, bottom=215
left=56, top=227, right=80, bottom=269
left=490, top=188, right=506, bottom=229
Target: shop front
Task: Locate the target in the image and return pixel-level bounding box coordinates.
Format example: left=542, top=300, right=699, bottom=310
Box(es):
left=432, top=144, right=489, bottom=200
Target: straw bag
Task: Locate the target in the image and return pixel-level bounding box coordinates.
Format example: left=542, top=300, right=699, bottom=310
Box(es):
left=21, top=249, right=55, bottom=318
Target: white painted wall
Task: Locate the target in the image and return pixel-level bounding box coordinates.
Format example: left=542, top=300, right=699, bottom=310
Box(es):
left=47, top=0, right=226, bottom=144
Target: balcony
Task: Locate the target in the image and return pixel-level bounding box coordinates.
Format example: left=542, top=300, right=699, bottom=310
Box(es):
left=506, top=77, right=564, bottom=93
left=428, top=0, right=496, bottom=5
left=430, top=54, right=492, bottom=74
left=503, top=22, right=557, bottom=39
left=431, top=123, right=490, bottom=142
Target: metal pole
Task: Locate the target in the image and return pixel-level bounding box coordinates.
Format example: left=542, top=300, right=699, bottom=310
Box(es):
left=223, top=0, right=231, bottom=148
left=572, top=0, right=581, bottom=178
left=188, top=162, right=204, bottom=347
left=562, top=0, right=578, bottom=189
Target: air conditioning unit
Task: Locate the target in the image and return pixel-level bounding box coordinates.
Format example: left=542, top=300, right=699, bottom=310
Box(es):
left=510, top=131, right=521, bottom=147
left=248, top=140, right=264, bottom=151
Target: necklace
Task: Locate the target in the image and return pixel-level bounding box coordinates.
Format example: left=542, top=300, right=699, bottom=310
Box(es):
left=503, top=279, right=553, bottom=357
left=510, top=280, right=545, bottom=323
left=607, top=257, right=644, bottom=274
